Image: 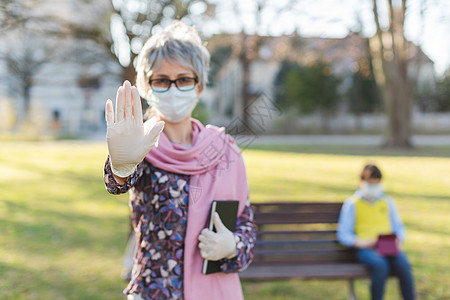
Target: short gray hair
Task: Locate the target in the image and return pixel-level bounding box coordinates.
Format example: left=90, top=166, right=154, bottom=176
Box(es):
left=136, top=21, right=210, bottom=99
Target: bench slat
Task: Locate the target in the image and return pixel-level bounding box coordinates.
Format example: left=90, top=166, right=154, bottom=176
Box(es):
left=251, top=257, right=357, bottom=266
left=255, top=240, right=339, bottom=245
left=253, top=244, right=352, bottom=261
left=254, top=212, right=339, bottom=224
left=242, top=202, right=371, bottom=282
left=252, top=202, right=343, bottom=212
left=258, top=230, right=337, bottom=235
left=239, top=264, right=370, bottom=280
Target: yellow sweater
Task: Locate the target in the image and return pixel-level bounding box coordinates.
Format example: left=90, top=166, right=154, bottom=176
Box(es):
left=354, top=196, right=391, bottom=240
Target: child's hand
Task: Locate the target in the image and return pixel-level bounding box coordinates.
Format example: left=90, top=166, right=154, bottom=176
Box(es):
left=395, top=237, right=402, bottom=251
left=354, top=239, right=377, bottom=249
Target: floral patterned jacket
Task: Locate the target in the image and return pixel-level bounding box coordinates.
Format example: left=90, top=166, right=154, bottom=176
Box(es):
left=104, top=157, right=256, bottom=300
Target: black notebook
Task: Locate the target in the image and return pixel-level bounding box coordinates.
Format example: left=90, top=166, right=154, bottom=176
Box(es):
left=201, top=200, right=239, bottom=275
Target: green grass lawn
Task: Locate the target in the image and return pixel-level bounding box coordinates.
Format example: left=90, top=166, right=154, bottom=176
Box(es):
left=0, top=141, right=449, bottom=299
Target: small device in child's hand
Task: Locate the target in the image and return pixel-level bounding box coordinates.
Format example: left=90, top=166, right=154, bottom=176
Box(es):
left=376, top=234, right=399, bottom=256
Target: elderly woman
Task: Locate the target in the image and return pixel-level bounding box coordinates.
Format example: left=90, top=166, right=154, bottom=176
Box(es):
left=103, top=21, right=256, bottom=300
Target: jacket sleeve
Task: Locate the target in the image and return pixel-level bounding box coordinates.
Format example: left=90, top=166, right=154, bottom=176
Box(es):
left=337, top=197, right=358, bottom=247
left=387, top=196, right=407, bottom=242
left=103, top=156, right=143, bottom=195
left=220, top=199, right=256, bottom=273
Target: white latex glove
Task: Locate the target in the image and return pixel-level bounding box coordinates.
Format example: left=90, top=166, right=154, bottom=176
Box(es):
left=198, top=212, right=237, bottom=261
left=105, top=81, right=165, bottom=178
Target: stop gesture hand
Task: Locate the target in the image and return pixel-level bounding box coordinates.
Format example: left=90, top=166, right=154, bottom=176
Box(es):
left=105, top=81, right=164, bottom=178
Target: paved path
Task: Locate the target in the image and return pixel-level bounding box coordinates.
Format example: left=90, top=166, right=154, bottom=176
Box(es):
left=87, top=132, right=450, bottom=146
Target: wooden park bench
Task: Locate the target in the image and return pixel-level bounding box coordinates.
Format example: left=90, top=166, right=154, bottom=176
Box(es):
left=239, top=202, right=374, bottom=300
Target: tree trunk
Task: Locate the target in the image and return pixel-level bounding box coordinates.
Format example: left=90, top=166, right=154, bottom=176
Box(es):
left=122, top=52, right=149, bottom=115
left=122, top=52, right=138, bottom=84
left=382, top=61, right=413, bottom=148
left=20, top=84, right=32, bottom=123
left=370, top=0, right=413, bottom=148
left=240, top=33, right=251, bottom=126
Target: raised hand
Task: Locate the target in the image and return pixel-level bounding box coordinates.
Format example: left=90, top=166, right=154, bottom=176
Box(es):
left=105, top=81, right=165, bottom=178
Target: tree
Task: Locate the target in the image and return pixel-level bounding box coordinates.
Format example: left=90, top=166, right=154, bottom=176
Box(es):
left=436, top=70, right=450, bottom=111
left=0, top=0, right=38, bottom=30
left=348, top=56, right=381, bottom=115
left=212, top=0, right=302, bottom=126
left=106, top=0, right=213, bottom=83
left=3, top=31, right=55, bottom=122
left=0, top=0, right=66, bottom=122
left=1, top=0, right=210, bottom=122
left=369, top=0, right=414, bottom=148
left=208, top=46, right=233, bottom=87
left=58, top=1, right=214, bottom=84
left=275, top=60, right=342, bottom=131
left=274, top=60, right=302, bottom=109
left=302, top=0, right=447, bottom=146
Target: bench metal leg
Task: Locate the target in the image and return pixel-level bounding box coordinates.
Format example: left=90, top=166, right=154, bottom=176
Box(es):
left=348, top=279, right=358, bottom=300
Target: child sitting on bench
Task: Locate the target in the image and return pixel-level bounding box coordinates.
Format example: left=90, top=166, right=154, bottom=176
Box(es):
left=337, top=164, right=415, bottom=300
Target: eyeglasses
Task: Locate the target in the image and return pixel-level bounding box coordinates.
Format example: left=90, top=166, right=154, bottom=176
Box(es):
left=149, top=77, right=198, bottom=93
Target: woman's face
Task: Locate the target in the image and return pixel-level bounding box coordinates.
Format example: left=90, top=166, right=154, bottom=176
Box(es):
left=149, top=60, right=202, bottom=97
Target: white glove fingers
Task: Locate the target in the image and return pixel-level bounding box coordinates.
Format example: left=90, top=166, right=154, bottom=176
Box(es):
left=143, top=119, right=164, bottom=148
left=197, top=214, right=237, bottom=261
left=198, top=232, right=209, bottom=244
left=149, top=121, right=165, bottom=136
left=105, top=99, right=114, bottom=127
left=213, top=212, right=226, bottom=232
left=200, top=250, right=210, bottom=260
left=124, top=81, right=133, bottom=121
left=143, top=117, right=157, bottom=133
left=199, top=229, right=216, bottom=241
left=116, top=86, right=125, bottom=123
left=198, top=242, right=213, bottom=252
left=132, top=86, right=143, bottom=122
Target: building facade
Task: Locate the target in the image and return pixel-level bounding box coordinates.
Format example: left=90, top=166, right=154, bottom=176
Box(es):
left=0, top=0, right=121, bottom=137
left=205, top=33, right=440, bottom=133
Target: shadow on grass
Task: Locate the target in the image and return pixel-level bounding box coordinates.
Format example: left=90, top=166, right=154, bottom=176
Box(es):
left=1, top=197, right=128, bottom=299
left=251, top=177, right=355, bottom=199
left=388, top=192, right=450, bottom=202
left=404, top=218, right=450, bottom=237
left=1, top=152, right=130, bottom=299
left=242, top=279, right=353, bottom=300
left=2, top=199, right=128, bottom=255
left=247, top=145, right=450, bottom=158
left=0, top=262, right=123, bottom=300
left=251, top=172, right=450, bottom=203
left=1, top=156, right=126, bottom=207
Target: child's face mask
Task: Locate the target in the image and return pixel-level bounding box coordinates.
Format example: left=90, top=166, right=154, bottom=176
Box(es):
left=361, top=182, right=384, bottom=200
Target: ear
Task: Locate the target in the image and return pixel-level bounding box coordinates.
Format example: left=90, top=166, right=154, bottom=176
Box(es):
left=195, top=84, right=203, bottom=98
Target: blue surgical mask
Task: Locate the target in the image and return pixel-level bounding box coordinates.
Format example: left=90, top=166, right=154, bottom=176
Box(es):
left=148, top=87, right=198, bottom=123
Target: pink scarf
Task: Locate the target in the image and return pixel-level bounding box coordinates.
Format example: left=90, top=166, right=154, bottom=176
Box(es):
left=145, top=119, right=248, bottom=300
